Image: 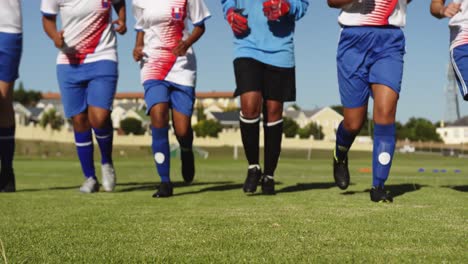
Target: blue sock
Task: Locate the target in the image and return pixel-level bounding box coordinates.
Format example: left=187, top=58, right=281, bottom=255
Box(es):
left=335, top=122, right=357, bottom=161
left=151, top=126, right=170, bottom=183
left=372, top=123, right=396, bottom=188
left=74, top=130, right=96, bottom=180
left=0, top=127, right=15, bottom=174
left=93, top=127, right=113, bottom=165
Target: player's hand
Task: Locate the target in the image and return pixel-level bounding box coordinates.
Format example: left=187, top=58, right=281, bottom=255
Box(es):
left=263, top=0, right=291, bottom=21
left=113, top=19, right=127, bottom=35
left=441, top=3, right=461, bottom=18
left=227, top=8, right=249, bottom=36
left=172, top=40, right=190, bottom=56
left=53, top=30, right=65, bottom=49
left=133, top=45, right=144, bottom=61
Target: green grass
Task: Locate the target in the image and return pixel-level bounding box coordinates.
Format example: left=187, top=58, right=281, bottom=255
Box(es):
left=0, top=149, right=467, bottom=263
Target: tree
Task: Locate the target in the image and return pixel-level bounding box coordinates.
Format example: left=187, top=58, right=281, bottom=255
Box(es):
left=283, top=117, right=299, bottom=138
left=120, top=117, right=144, bottom=135
left=13, top=82, right=42, bottom=107
left=195, top=102, right=206, bottom=121
left=39, top=108, right=63, bottom=131
left=288, top=103, right=301, bottom=111
left=403, top=118, right=442, bottom=142
left=193, top=120, right=223, bottom=138
left=298, top=122, right=324, bottom=140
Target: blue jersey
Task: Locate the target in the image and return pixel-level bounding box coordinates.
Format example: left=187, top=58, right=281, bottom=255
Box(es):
left=222, top=0, right=308, bottom=68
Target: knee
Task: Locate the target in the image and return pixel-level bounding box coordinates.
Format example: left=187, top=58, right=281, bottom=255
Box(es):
left=342, top=120, right=363, bottom=135
left=241, top=107, right=261, bottom=119
left=174, top=127, right=190, bottom=138
left=89, top=115, right=110, bottom=129
left=150, top=111, right=169, bottom=128
left=374, top=105, right=396, bottom=124
left=265, top=107, right=283, bottom=122
left=72, top=114, right=90, bottom=131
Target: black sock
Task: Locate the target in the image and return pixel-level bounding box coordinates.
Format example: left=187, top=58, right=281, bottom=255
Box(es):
left=240, top=112, right=260, bottom=166
left=177, top=128, right=194, bottom=152
left=264, top=119, right=283, bottom=177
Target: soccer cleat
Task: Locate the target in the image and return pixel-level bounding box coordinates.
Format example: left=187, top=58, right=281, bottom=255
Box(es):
left=181, top=150, right=195, bottom=184
left=370, top=186, right=393, bottom=203
left=333, top=155, right=350, bottom=190
left=79, top=178, right=100, bottom=193
left=101, top=163, right=116, bottom=192
left=0, top=170, right=16, bottom=193
left=152, top=182, right=173, bottom=198
left=243, top=166, right=262, bottom=193
left=261, top=175, right=275, bottom=195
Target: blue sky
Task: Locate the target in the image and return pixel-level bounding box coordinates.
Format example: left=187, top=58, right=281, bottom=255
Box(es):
left=20, top=1, right=467, bottom=122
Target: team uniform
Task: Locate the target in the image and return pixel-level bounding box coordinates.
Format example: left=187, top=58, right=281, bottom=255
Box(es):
left=133, top=0, right=210, bottom=197
left=0, top=0, right=22, bottom=192
left=41, top=0, right=123, bottom=193
left=333, top=0, right=407, bottom=202
left=449, top=0, right=468, bottom=100
left=222, top=0, right=308, bottom=194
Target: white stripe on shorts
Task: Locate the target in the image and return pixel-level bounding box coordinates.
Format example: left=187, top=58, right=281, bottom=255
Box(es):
left=450, top=50, right=468, bottom=97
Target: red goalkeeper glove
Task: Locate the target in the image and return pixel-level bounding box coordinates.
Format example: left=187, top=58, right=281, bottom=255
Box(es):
left=263, top=0, right=291, bottom=21
left=227, top=8, right=249, bottom=35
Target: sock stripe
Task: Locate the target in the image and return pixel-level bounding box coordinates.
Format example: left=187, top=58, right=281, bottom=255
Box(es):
left=75, top=141, right=93, bottom=147
left=240, top=112, right=260, bottom=124
left=266, top=119, right=283, bottom=127
left=95, top=134, right=112, bottom=139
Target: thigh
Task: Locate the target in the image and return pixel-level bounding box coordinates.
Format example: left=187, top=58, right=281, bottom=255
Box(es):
left=264, top=64, right=296, bottom=102
left=371, top=84, right=398, bottom=124
left=57, top=64, right=88, bottom=118
left=87, top=61, right=118, bottom=112
left=233, top=58, right=264, bottom=97
left=451, top=45, right=468, bottom=101
left=0, top=32, right=22, bottom=83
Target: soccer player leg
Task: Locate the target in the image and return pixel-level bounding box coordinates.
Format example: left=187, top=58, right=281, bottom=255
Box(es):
left=451, top=44, right=468, bottom=101
left=87, top=61, right=118, bottom=192
left=145, top=80, right=172, bottom=197
left=0, top=32, right=22, bottom=192
left=170, top=84, right=195, bottom=184
left=234, top=58, right=263, bottom=193
left=57, top=64, right=99, bottom=193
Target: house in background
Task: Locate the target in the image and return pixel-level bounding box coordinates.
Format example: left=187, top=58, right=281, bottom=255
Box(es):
left=283, top=107, right=343, bottom=140
left=437, top=116, right=468, bottom=144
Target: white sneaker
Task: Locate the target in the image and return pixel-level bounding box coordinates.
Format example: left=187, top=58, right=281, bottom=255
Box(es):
left=79, top=178, right=99, bottom=193
left=101, top=163, right=116, bottom=192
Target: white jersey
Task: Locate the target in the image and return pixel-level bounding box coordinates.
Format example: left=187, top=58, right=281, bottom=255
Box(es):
left=133, top=0, right=211, bottom=87
left=338, top=0, right=407, bottom=27
left=449, top=0, right=468, bottom=49
left=0, top=0, right=22, bottom=34
left=41, top=0, right=121, bottom=65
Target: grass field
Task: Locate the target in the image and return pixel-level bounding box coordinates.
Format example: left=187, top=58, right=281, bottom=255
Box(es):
left=0, top=148, right=467, bottom=263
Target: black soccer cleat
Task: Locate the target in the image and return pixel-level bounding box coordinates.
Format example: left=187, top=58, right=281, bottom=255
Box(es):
left=0, top=170, right=16, bottom=193
left=370, top=186, right=393, bottom=203
left=333, top=156, right=350, bottom=190
left=181, top=150, right=195, bottom=184
left=261, top=175, right=276, bottom=195
left=152, top=182, right=173, bottom=198
left=243, top=167, right=262, bottom=194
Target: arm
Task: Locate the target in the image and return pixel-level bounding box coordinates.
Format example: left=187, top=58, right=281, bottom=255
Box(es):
left=133, top=31, right=145, bottom=61
left=112, top=0, right=127, bottom=34
left=289, top=0, right=309, bottom=20
left=327, top=0, right=354, bottom=9
left=173, top=24, right=206, bottom=56
left=431, top=0, right=461, bottom=19
left=42, top=15, right=64, bottom=49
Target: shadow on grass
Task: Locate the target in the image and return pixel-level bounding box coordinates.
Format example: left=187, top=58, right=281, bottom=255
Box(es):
left=340, top=183, right=426, bottom=198
left=19, top=185, right=81, bottom=192
left=442, top=185, right=468, bottom=193
left=277, top=182, right=337, bottom=193
left=174, top=181, right=284, bottom=196
left=118, top=181, right=233, bottom=193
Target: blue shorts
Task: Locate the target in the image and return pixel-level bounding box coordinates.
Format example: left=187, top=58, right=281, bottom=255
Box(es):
left=143, top=80, right=195, bottom=117
left=451, top=44, right=468, bottom=101
left=337, top=26, right=405, bottom=108
left=57, top=60, right=118, bottom=118
left=0, top=32, right=22, bottom=83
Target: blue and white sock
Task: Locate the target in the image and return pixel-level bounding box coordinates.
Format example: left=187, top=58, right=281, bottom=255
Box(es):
left=0, top=127, right=15, bottom=174
left=151, top=126, right=170, bottom=183
left=74, top=130, right=96, bottom=180
left=335, top=121, right=357, bottom=161
left=372, top=123, right=396, bottom=188
left=93, top=127, right=113, bottom=165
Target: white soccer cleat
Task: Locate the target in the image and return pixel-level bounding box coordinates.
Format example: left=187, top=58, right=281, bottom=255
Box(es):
left=101, top=163, right=116, bottom=192
left=79, top=178, right=100, bottom=193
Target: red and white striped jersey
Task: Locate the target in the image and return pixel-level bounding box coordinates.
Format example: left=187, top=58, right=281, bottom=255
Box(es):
left=133, top=0, right=211, bottom=87
left=41, top=0, right=122, bottom=65
left=449, top=0, right=468, bottom=49
left=338, top=0, right=407, bottom=27
left=0, top=0, right=22, bottom=34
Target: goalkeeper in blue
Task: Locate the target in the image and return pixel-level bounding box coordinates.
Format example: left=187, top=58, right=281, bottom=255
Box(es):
left=328, top=0, right=411, bottom=202
left=221, top=0, right=308, bottom=195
